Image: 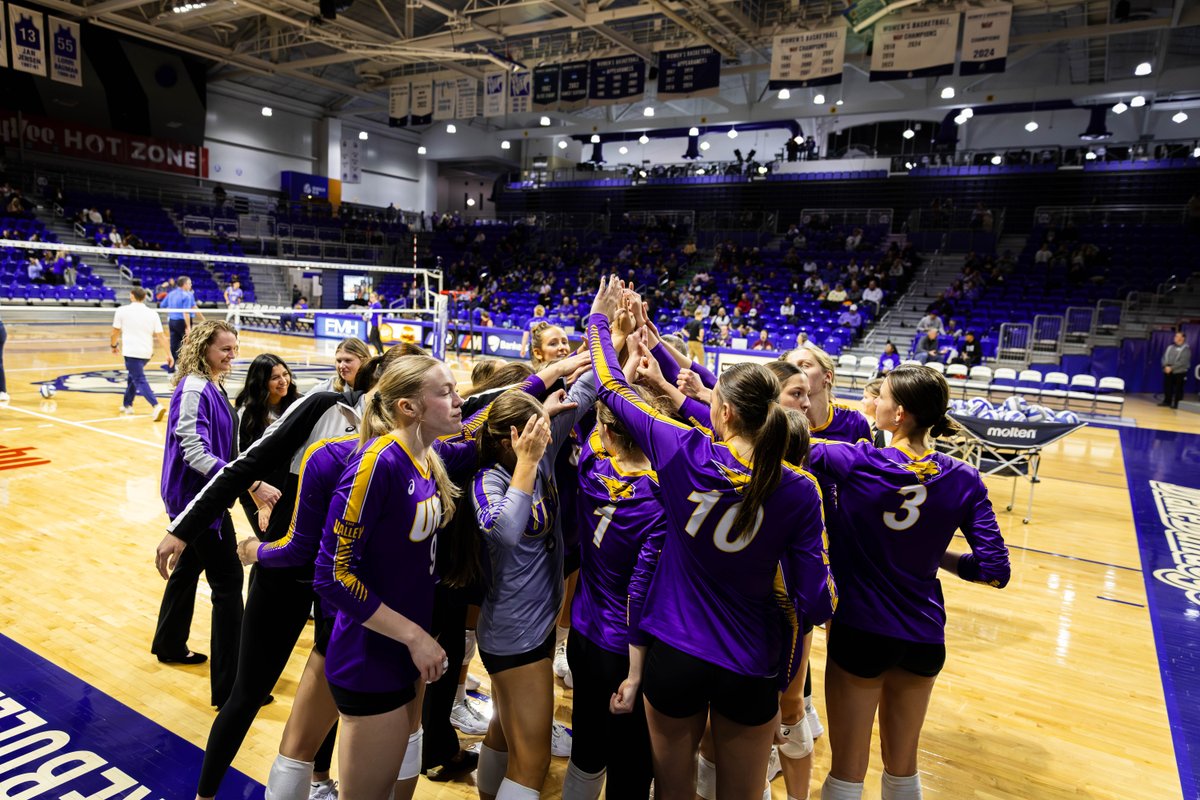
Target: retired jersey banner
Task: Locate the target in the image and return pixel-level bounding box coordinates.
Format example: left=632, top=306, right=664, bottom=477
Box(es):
left=47, top=15, right=80, bottom=86
left=533, top=65, right=559, bottom=107
left=433, top=78, right=456, bottom=120
left=9, top=5, right=46, bottom=76
left=657, top=46, right=721, bottom=99
left=588, top=54, right=645, bottom=105
left=960, top=4, right=1012, bottom=75
left=769, top=23, right=846, bottom=89
left=870, top=11, right=960, bottom=81
left=0, top=4, right=8, bottom=69
left=559, top=60, right=589, bottom=108
left=455, top=77, right=477, bottom=118
left=410, top=78, right=433, bottom=125
left=389, top=82, right=410, bottom=122
left=483, top=70, right=506, bottom=117
left=508, top=69, right=532, bottom=114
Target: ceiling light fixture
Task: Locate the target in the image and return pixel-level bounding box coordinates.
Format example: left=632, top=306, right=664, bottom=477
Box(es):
left=727, top=128, right=738, bottom=139
left=960, top=108, right=974, bottom=119
left=638, top=134, right=650, bottom=144
left=813, top=93, right=825, bottom=104
left=643, top=106, right=655, bottom=117
left=990, top=155, right=1003, bottom=165
left=688, top=126, right=700, bottom=136
left=1025, top=120, right=1039, bottom=132
left=1135, top=61, right=1152, bottom=76
left=618, top=146, right=629, bottom=155
left=261, top=106, right=273, bottom=117
left=590, top=134, right=600, bottom=143
left=467, top=198, right=476, bottom=207
left=940, top=87, right=955, bottom=99
left=902, top=128, right=915, bottom=140
left=777, top=88, right=790, bottom=100
left=1112, top=101, right=1128, bottom=114
left=446, top=123, right=457, bottom=133
left=700, top=141, right=711, bottom=151
left=1173, top=111, right=1189, bottom=124
left=539, top=116, right=551, bottom=126
left=500, top=140, right=511, bottom=150
left=757, top=165, right=768, bottom=174
left=1130, top=95, right=1146, bottom=108
left=417, top=146, right=427, bottom=155
left=1085, top=151, right=1097, bottom=160
left=954, top=114, right=967, bottom=125
left=358, top=131, right=368, bottom=140
left=696, top=168, right=706, bottom=175
left=557, top=140, right=568, bottom=149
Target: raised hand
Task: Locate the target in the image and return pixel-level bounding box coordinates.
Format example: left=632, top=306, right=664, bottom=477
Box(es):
left=512, top=413, right=552, bottom=466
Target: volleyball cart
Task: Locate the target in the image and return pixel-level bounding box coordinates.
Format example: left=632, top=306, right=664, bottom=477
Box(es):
left=942, top=413, right=1087, bottom=524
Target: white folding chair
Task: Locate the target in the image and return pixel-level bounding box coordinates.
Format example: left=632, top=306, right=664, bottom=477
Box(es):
left=1096, top=376, right=1125, bottom=415
left=1067, top=374, right=1098, bottom=413
left=1040, top=372, right=1070, bottom=409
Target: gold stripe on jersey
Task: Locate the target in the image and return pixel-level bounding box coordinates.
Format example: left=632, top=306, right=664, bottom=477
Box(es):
left=773, top=564, right=800, bottom=679
left=588, top=322, right=692, bottom=433
left=261, top=434, right=358, bottom=554
left=332, top=518, right=368, bottom=602
left=343, top=436, right=396, bottom=524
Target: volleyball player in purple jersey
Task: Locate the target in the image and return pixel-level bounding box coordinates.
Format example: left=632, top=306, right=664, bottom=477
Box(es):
left=786, top=344, right=871, bottom=444
left=587, top=277, right=836, bottom=800
left=563, top=385, right=670, bottom=800
left=313, top=355, right=470, bottom=800
left=809, top=365, right=1010, bottom=800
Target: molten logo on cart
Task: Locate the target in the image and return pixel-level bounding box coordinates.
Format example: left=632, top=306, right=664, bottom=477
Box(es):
left=985, top=426, right=1039, bottom=439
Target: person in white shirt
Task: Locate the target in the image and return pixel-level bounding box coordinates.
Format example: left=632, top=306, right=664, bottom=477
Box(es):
left=1034, top=244, right=1052, bottom=264
left=803, top=259, right=818, bottom=274
left=916, top=312, right=945, bottom=335
left=862, top=280, right=884, bottom=311
left=111, top=286, right=174, bottom=419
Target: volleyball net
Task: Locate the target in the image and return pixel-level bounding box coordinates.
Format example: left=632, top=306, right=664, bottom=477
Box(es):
left=0, top=240, right=450, bottom=360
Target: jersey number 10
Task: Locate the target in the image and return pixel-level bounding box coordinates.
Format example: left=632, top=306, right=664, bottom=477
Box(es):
left=684, top=490, right=764, bottom=553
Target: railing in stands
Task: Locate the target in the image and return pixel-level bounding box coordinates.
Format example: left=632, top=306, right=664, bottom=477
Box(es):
left=277, top=239, right=385, bottom=264
left=795, top=208, right=894, bottom=231
left=1033, top=205, right=1187, bottom=227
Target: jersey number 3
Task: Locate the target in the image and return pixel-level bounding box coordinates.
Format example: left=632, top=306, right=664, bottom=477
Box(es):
left=883, top=484, right=927, bottom=531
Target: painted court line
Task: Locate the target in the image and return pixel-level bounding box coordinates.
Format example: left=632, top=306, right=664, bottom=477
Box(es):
left=1, top=405, right=161, bottom=449
left=1096, top=595, right=1146, bottom=608
left=954, top=534, right=1142, bottom=573
left=5, top=362, right=116, bottom=373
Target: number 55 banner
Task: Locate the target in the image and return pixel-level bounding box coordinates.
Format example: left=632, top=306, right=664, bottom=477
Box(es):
left=48, top=15, right=81, bottom=86
left=960, top=4, right=1012, bottom=75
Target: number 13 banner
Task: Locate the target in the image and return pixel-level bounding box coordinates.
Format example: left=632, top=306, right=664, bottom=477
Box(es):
left=9, top=4, right=46, bottom=76
left=48, top=15, right=81, bottom=86
left=960, top=4, right=1011, bottom=75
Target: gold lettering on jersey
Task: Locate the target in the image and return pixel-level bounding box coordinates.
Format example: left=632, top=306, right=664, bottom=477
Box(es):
left=1149, top=480, right=1200, bottom=607
left=598, top=473, right=636, bottom=503
left=409, top=496, right=442, bottom=543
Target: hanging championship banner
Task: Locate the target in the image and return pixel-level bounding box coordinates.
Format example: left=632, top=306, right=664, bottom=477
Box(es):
left=508, top=69, right=532, bottom=114
left=410, top=78, right=433, bottom=124
left=340, top=137, right=361, bottom=184
left=588, top=54, right=645, bottom=105
left=9, top=5, right=46, bottom=76
left=533, top=65, right=559, bottom=108
left=483, top=70, right=506, bottom=117
left=657, top=45, right=721, bottom=99
left=433, top=78, right=457, bottom=120
left=769, top=23, right=846, bottom=89
left=47, top=16, right=80, bottom=85
left=389, top=82, right=410, bottom=123
left=869, top=11, right=960, bottom=81
left=559, top=60, right=589, bottom=108
left=455, top=77, right=477, bottom=118
left=960, top=4, right=1012, bottom=75
left=0, top=4, right=9, bottom=69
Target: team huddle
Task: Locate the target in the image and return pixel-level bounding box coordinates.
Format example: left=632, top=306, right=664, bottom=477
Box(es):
left=150, top=276, right=1011, bottom=800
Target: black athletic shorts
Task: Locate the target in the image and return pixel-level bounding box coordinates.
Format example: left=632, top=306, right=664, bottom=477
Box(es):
left=563, top=548, right=581, bottom=578
left=313, top=599, right=335, bottom=656
left=828, top=623, right=946, bottom=679
left=328, top=681, right=417, bottom=717
left=478, top=629, right=556, bottom=675
left=641, top=640, right=779, bottom=727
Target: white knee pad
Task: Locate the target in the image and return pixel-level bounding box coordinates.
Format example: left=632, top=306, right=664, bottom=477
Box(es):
left=562, top=760, right=605, bottom=800
left=264, top=754, right=314, bottom=800
left=496, top=778, right=539, bottom=799
left=696, top=754, right=717, bottom=800
left=477, top=744, right=509, bottom=796
left=822, top=775, right=864, bottom=800
left=397, top=727, right=423, bottom=780
left=778, top=715, right=814, bottom=760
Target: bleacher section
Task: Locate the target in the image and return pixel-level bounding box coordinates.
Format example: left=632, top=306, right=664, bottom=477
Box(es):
left=1, top=215, right=114, bottom=304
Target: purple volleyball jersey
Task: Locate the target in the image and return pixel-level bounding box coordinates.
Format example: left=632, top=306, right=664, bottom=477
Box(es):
left=808, top=441, right=1011, bottom=643
left=572, top=426, right=668, bottom=654
left=586, top=313, right=836, bottom=680
left=812, top=400, right=871, bottom=444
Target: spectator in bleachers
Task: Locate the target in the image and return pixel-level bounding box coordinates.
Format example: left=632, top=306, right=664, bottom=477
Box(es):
left=803, top=274, right=823, bottom=296
left=683, top=309, right=706, bottom=363
left=27, top=257, right=44, bottom=283
left=62, top=258, right=77, bottom=288
left=838, top=304, right=862, bottom=330
left=953, top=331, right=983, bottom=368
left=878, top=342, right=901, bottom=374
left=916, top=329, right=954, bottom=365
left=803, top=257, right=818, bottom=274
left=706, top=324, right=732, bottom=348
left=711, top=306, right=731, bottom=329
left=1161, top=331, right=1191, bottom=409
left=795, top=331, right=810, bottom=349
left=224, top=278, right=244, bottom=331
left=751, top=329, right=774, bottom=351
left=1034, top=243, right=1053, bottom=264
left=846, top=279, right=864, bottom=304
left=862, top=280, right=883, bottom=313
left=779, top=296, right=796, bottom=321
left=944, top=318, right=964, bottom=341
left=826, top=282, right=848, bottom=309
left=916, top=310, right=946, bottom=336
